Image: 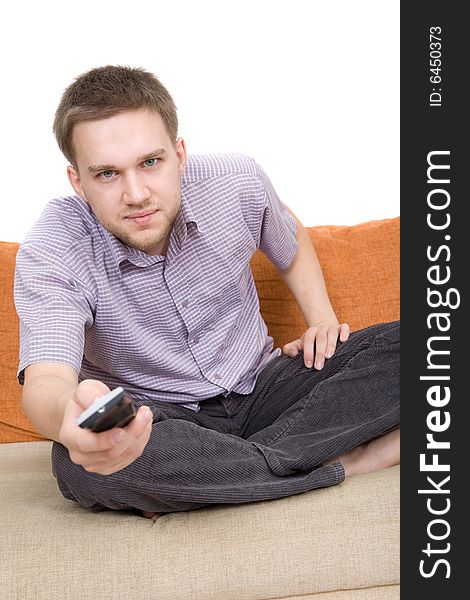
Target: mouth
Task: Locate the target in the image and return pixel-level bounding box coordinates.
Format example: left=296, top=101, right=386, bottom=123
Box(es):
left=125, top=210, right=157, bottom=226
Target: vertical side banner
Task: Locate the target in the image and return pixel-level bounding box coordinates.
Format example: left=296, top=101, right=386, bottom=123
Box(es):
left=401, top=1, right=466, bottom=596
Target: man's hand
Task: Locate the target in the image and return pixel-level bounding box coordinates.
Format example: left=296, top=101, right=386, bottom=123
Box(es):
left=283, top=322, right=350, bottom=370
left=59, top=379, right=153, bottom=475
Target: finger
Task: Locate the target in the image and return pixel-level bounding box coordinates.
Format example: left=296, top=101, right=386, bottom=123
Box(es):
left=92, top=407, right=152, bottom=458
left=61, top=400, right=118, bottom=454
left=67, top=425, right=122, bottom=458
left=339, top=323, right=351, bottom=342
left=84, top=418, right=153, bottom=474
left=74, top=379, right=111, bottom=411
left=86, top=461, right=130, bottom=476
left=80, top=406, right=152, bottom=459
left=282, top=339, right=303, bottom=357
left=86, top=453, right=136, bottom=475
left=325, top=326, right=341, bottom=359
left=301, top=330, right=316, bottom=368
left=121, top=406, right=153, bottom=440
left=71, top=424, right=149, bottom=470
left=312, top=330, right=328, bottom=369
left=66, top=405, right=152, bottom=466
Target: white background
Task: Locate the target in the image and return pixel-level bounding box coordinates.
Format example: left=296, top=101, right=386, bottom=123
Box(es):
left=0, top=0, right=399, bottom=243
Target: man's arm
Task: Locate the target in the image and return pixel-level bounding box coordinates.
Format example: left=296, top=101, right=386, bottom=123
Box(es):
left=22, top=363, right=153, bottom=475
left=278, top=209, right=350, bottom=369
left=22, top=363, right=78, bottom=442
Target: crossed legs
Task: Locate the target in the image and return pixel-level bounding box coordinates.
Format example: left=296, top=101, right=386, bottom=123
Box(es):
left=52, top=321, right=400, bottom=516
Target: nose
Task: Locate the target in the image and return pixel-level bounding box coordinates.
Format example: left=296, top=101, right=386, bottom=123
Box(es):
left=122, top=172, right=151, bottom=205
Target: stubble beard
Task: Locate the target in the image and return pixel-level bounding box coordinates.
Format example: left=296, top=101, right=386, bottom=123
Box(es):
left=117, top=205, right=179, bottom=255
left=86, top=181, right=182, bottom=256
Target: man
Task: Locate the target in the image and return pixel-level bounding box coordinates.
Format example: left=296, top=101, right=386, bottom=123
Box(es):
left=14, top=65, right=399, bottom=518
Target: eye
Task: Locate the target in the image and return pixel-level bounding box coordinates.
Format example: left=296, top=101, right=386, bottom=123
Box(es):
left=143, top=158, right=158, bottom=168
left=98, top=170, right=116, bottom=179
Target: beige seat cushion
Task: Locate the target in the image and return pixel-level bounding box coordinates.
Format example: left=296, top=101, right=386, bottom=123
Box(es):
left=0, top=442, right=399, bottom=600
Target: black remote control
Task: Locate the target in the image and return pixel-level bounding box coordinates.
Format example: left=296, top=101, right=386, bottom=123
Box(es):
left=76, top=387, right=138, bottom=433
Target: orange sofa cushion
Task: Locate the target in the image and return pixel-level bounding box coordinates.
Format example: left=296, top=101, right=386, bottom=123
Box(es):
left=252, top=217, right=400, bottom=348
left=0, top=217, right=399, bottom=443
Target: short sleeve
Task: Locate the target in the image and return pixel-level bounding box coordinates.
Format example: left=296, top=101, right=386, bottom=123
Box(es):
left=256, top=164, right=298, bottom=270
left=14, top=244, right=95, bottom=384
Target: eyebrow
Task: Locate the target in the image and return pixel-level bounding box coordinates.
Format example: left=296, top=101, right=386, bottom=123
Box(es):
left=87, top=148, right=167, bottom=173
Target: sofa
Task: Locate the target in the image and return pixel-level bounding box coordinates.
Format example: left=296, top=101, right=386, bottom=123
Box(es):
left=0, top=217, right=400, bottom=600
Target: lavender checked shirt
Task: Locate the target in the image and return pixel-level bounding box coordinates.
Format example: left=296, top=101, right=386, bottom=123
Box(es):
left=14, top=154, right=298, bottom=411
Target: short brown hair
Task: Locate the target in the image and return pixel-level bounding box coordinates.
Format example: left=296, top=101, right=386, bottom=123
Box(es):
left=53, top=65, right=178, bottom=166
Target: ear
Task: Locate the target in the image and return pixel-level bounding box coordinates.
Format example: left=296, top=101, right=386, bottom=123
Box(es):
left=175, top=137, right=187, bottom=175
left=67, top=165, right=87, bottom=201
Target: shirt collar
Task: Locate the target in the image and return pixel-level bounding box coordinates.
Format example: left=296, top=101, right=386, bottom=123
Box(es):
left=102, top=229, right=161, bottom=268
left=180, top=189, right=202, bottom=234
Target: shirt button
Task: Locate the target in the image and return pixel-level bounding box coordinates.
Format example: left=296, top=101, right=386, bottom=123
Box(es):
left=214, top=373, right=222, bottom=379
left=182, top=299, right=189, bottom=308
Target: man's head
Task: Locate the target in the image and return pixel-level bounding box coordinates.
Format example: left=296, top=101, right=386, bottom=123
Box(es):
left=53, top=65, right=179, bottom=168
left=53, top=66, right=186, bottom=256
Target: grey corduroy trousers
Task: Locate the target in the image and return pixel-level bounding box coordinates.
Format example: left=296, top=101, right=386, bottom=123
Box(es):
left=51, top=320, right=400, bottom=514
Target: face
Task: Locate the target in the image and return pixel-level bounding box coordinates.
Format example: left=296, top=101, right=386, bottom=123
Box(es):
left=67, top=108, right=187, bottom=256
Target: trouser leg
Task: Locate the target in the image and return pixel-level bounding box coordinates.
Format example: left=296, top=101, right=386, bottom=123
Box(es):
left=51, top=405, right=343, bottom=514
left=51, top=321, right=399, bottom=514
left=233, top=321, right=400, bottom=476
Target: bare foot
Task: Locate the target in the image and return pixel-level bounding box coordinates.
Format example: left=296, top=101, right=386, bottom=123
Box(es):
left=141, top=511, right=161, bottom=522
left=327, top=428, right=400, bottom=477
